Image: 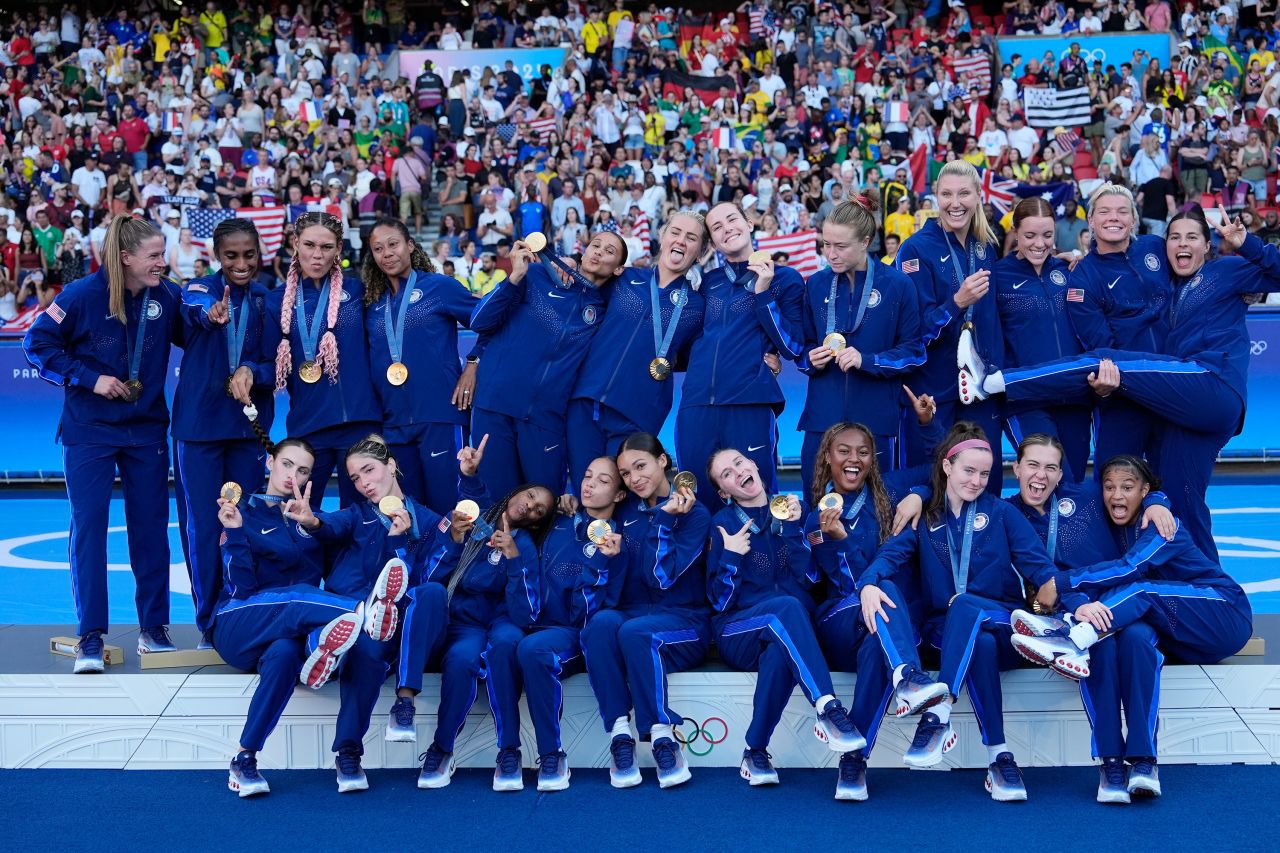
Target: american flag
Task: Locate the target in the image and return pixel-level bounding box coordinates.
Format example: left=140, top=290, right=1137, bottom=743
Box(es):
left=981, top=169, right=1018, bottom=214
left=756, top=230, right=820, bottom=277
left=953, top=53, right=992, bottom=96
left=188, top=206, right=289, bottom=262
left=0, top=305, right=43, bottom=334
left=528, top=116, right=558, bottom=142
left=806, top=529, right=824, bottom=547
left=632, top=211, right=651, bottom=255
left=1052, top=129, right=1082, bottom=155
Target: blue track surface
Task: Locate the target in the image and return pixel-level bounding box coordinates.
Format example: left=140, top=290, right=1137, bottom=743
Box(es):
left=1, top=480, right=1277, bottom=624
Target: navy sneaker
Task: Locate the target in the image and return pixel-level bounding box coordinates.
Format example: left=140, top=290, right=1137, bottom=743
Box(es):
left=893, top=665, right=950, bottom=717
left=137, top=625, right=176, bottom=654
left=417, top=743, right=456, bottom=789
left=493, top=747, right=524, bottom=792
left=536, top=751, right=571, bottom=792
left=652, top=737, right=692, bottom=789
left=197, top=631, right=215, bottom=651
left=1098, top=757, right=1131, bottom=804
left=739, top=747, right=779, bottom=786
left=228, top=750, right=270, bottom=797
left=1127, top=757, right=1161, bottom=797
left=902, top=711, right=957, bottom=768
left=835, top=751, right=868, bottom=801
left=985, top=752, right=1028, bottom=802
left=74, top=630, right=105, bottom=674
left=814, top=700, right=868, bottom=753
left=335, top=749, right=368, bottom=792
left=609, top=734, right=642, bottom=788
left=386, top=695, right=417, bottom=742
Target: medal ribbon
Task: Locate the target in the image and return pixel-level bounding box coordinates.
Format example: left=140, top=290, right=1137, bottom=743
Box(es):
left=377, top=497, right=420, bottom=540
left=825, top=263, right=875, bottom=338
left=945, top=502, right=977, bottom=596
left=841, top=488, right=869, bottom=522
left=224, top=276, right=251, bottom=375
left=1046, top=497, right=1060, bottom=564
left=383, top=271, right=417, bottom=365
left=944, top=232, right=978, bottom=323
left=295, top=280, right=331, bottom=362
left=649, top=271, right=688, bottom=363
left=127, top=291, right=152, bottom=383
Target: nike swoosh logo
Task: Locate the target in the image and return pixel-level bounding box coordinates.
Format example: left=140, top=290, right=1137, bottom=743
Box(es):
left=747, top=444, right=767, bottom=452
left=431, top=450, right=449, bottom=457
left=363, top=519, right=378, bottom=525
left=260, top=527, right=278, bottom=535
left=940, top=254, right=950, bottom=263
left=1107, top=277, right=1121, bottom=290
left=548, top=292, right=567, bottom=299
left=544, top=445, right=560, bottom=452
left=624, top=519, right=639, bottom=527
left=823, top=297, right=830, bottom=304
left=929, top=523, right=946, bottom=532
left=1012, top=281, right=1027, bottom=290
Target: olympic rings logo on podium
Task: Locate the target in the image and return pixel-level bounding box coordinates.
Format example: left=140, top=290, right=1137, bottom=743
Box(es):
left=675, top=717, right=729, bottom=755
left=1251, top=340, right=1268, bottom=356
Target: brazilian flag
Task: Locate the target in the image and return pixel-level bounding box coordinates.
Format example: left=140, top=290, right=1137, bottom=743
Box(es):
left=1202, top=36, right=1243, bottom=74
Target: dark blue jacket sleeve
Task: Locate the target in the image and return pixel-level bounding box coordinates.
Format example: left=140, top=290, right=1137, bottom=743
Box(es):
left=22, top=291, right=100, bottom=389
left=1066, top=261, right=1117, bottom=349
left=754, top=272, right=806, bottom=361
left=1054, top=521, right=1188, bottom=594
left=646, top=506, right=710, bottom=590
left=220, top=526, right=258, bottom=599
left=502, top=530, right=542, bottom=627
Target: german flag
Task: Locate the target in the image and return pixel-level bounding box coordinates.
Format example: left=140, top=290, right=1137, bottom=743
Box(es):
left=661, top=68, right=737, bottom=107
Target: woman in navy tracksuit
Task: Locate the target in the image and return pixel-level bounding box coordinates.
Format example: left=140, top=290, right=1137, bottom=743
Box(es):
left=804, top=413, right=950, bottom=801
left=416, top=435, right=555, bottom=793
left=705, top=448, right=866, bottom=788
left=516, top=455, right=628, bottom=792
left=565, top=211, right=708, bottom=483
left=469, top=230, right=626, bottom=499
left=961, top=207, right=1280, bottom=561
left=580, top=433, right=711, bottom=790
left=991, top=198, right=1090, bottom=482
left=893, top=161, right=1004, bottom=491
left=802, top=196, right=926, bottom=499
left=1005, top=433, right=1175, bottom=805
left=859, top=422, right=1057, bottom=802
left=264, top=212, right=381, bottom=509
left=213, top=437, right=371, bottom=798
left=1013, top=455, right=1252, bottom=801
left=286, top=434, right=461, bottom=792
left=363, top=217, right=478, bottom=515
left=676, top=202, right=806, bottom=508
left=23, top=215, right=183, bottom=671
left=173, top=219, right=276, bottom=646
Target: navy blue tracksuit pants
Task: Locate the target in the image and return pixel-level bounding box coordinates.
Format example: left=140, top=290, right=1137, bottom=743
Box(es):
left=716, top=596, right=834, bottom=750
left=213, top=585, right=359, bottom=752
left=470, top=407, right=568, bottom=500
left=814, top=579, right=919, bottom=753
left=1080, top=620, right=1163, bottom=760
left=516, top=627, right=585, bottom=757
left=174, top=437, right=266, bottom=633
left=675, top=404, right=778, bottom=512
left=1003, top=350, right=1243, bottom=560
left=390, top=423, right=465, bottom=517
left=565, top=400, right=644, bottom=488
left=333, top=583, right=448, bottom=755
left=433, top=618, right=526, bottom=752
left=581, top=608, right=711, bottom=734
left=63, top=441, right=171, bottom=635
left=929, top=593, right=1022, bottom=747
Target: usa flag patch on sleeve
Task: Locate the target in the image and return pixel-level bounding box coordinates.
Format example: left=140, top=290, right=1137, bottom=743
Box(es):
left=47, top=302, right=66, bottom=324
left=438, top=517, right=451, bottom=533
left=1066, top=288, right=1085, bottom=302
left=806, top=529, right=824, bottom=546
left=188, top=283, right=208, bottom=293
left=901, top=259, right=920, bottom=274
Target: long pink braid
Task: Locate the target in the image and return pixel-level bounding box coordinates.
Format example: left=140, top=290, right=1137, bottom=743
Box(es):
left=317, top=261, right=343, bottom=383
left=273, top=258, right=300, bottom=393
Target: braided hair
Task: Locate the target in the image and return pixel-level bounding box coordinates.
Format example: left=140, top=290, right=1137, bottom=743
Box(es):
left=273, top=213, right=346, bottom=391
left=446, top=482, right=557, bottom=601
left=809, top=422, right=894, bottom=544
left=361, top=216, right=437, bottom=307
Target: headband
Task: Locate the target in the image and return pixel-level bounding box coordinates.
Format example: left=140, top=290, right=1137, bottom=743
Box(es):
left=946, top=439, right=993, bottom=459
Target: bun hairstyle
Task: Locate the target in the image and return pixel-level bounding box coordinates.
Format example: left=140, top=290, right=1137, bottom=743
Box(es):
left=361, top=216, right=437, bottom=307
left=1099, top=454, right=1161, bottom=491
left=270, top=436, right=316, bottom=461
left=274, top=213, right=346, bottom=392
left=925, top=421, right=991, bottom=523
left=212, top=217, right=262, bottom=258
left=825, top=196, right=881, bottom=243
left=344, top=432, right=399, bottom=475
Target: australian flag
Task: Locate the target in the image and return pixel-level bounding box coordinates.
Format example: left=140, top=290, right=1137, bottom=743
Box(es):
left=1011, top=181, right=1078, bottom=217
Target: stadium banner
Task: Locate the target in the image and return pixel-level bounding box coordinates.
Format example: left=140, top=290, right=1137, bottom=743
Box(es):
left=996, top=33, right=1174, bottom=78
left=3, top=315, right=1280, bottom=477
left=397, top=48, right=569, bottom=88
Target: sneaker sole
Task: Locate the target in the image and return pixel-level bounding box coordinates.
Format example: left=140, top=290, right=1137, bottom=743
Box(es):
left=1011, top=611, right=1064, bottom=638
left=657, top=767, right=692, bottom=789
left=1128, top=781, right=1161, bottom=798
left=366, top=601, right=400, bottom=642
left=228, top=774, right=270, bottom=797
left=609, top=768, right=643, bottom=788
left=537, top=768, right=571, bottom=792
left=73, top=658, right=105, bottom=674
left=834, top=786, right=868, bottom=802
left=385, top=726, right=418, bottom=743
left=301, top=614, right=362, bottom=688
left=374, top=559, right=408, bottom=603
left=902, top=728, right=958, bottom=768
left=742, top=771, right=780, bottom=786
left=1098, top=789, right=1132, bottom=805
left=1012, top=639, right=1084, bottom=681
left=417, top=758, right=457, bottom=789
left=895, top=683, right=950, bottom=717
left=958, top=367, right=985, bottom=405
left=814, top=722, right=867, bottom=753
left=493, top=777, right=525, bottom=792
left=337, top=776, right=369, bottom=793
left=985, top=776, right=1028, bottom=802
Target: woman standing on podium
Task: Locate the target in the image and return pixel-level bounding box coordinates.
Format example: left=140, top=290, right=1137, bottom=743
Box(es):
left=173, top=219, right=276, bottom=649
left=263, top=212, right=381, bottom=509
left=23, top=215, right=184, bottom=673
left=362, top=217, right=480, bottom=515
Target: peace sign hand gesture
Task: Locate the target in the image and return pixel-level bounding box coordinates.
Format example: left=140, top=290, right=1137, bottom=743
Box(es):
left=1215, top=204, right=1248, bottom=252
left=283, top=481, right=317, bottom=528
left=457, top=433, right=489, bottom=478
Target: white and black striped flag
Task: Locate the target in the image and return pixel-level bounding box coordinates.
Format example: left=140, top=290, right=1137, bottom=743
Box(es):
left=1022, top=86, right=1091, bottom=129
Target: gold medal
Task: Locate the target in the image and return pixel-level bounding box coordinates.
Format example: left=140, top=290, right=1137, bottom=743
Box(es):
left=649, top=357, right=672, bottom=381
left=525, top=231, right=547, bottom=253
left=122, top=379, right=143, bottom=402
left=748, top=250, right=770, bottom=264
left=819, top=493, right=844, bottom=512
left=220, top=482, right=243, bottom=505
left=822, top=332, right=847, bottom=353
left=298, top=360, right=322, bottom=383
left=769, top=495, right=792, bottom=520
left=386, top=362, right=409, bottom=386
left=454, top=499, right=480, bottom=522
left=673, top=470, right=698, bottom=493
left=587, top=518, right=612, bottom=545
left=224, top=375, right=236, bottom=398
left=378, top=495, right=404, bottom=516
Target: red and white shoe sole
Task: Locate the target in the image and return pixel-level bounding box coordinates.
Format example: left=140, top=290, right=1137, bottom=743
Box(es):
left=366, top=601, right=399, bottom=641
left=375, top=560, right=408, bottom=604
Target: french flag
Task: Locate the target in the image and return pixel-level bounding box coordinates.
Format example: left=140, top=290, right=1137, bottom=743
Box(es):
left=885, top=101, right=909, bottom=124
left=712, top=126, right=737, bottom=151
left=298, top=100, right=322, bottom=124
left=161, top=112, right=182, bottom=134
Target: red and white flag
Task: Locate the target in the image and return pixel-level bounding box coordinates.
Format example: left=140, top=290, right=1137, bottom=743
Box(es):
left=528, top=116, right=558, bottom=142
left=954, top=53, right=992, bottom=96
left=1, top=305, right=43, bottom=334
left=756, top=230, right=820, bottom=278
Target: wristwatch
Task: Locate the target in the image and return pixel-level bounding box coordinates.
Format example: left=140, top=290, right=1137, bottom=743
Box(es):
left=465, top=355, right=479, bottom=365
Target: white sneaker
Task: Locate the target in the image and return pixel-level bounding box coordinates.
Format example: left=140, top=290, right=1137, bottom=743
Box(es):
left=365, top=558, right=408, bottom=641
left=1012, top=633, right=1091, bottom=680
left=957, top=322, right=989, bottom=404
left=1010, top=608, right=1070, bottom=638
